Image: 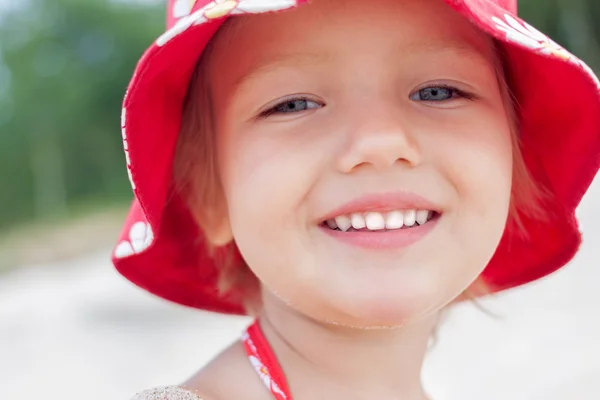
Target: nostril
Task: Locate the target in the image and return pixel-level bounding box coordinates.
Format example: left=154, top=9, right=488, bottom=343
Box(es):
left=349, top=161, right=370, bottom=172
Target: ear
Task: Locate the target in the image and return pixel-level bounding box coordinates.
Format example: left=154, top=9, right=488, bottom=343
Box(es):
left=208, top=218, right=234, bottom=246
left=203, top=206, right=234, bottom=246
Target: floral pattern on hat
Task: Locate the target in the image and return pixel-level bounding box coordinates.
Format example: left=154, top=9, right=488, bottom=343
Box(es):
left=173, top=0, right=196, bottom=19
left=114, top=221, right=154, bottom=259
left=202, top=0, right=239, bottom=19
left=492, top=13, right=599, bottom=90
left=230, top=0, right=298, bottom=14
left=121, top=107, right=135, bottom=191
left=157, top=0, right=298, bottom=47
left=492, top=13, right=574, bottom=61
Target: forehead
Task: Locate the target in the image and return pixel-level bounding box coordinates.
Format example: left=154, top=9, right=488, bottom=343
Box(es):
left=208, top=0, right=495, bottom=86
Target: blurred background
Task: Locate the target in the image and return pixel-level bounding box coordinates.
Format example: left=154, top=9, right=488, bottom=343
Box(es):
left=0, top=0, right=599, bottom=399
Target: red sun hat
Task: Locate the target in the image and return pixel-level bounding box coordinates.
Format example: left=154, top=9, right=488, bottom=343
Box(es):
left=112, top=0, right=600, bottom=314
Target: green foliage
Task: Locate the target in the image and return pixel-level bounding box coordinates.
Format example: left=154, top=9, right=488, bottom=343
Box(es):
left=520, top=0, right=600, bottom=68
left=0, top=0, right=598, bottom=230
left=0, top=0, right=163, bottom=228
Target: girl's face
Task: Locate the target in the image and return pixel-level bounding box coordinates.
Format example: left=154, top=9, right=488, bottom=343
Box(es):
left=209, top=0, right=513, bottom=327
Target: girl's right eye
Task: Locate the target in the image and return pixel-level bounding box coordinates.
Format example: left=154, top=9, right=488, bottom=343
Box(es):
left=259, top=97, right=322, bottom=119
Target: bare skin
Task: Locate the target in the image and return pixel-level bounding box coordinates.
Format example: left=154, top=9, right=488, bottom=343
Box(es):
left=178, top=0, right=514, bottom=398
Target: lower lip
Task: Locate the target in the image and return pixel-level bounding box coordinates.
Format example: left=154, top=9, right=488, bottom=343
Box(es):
left=320, top=217, right=439, bottom=249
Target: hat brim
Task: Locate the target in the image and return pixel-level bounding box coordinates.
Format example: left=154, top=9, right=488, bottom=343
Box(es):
left=113, top=0, right=600, bottom=313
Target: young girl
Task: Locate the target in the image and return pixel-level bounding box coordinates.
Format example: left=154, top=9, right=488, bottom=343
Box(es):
left=113, top=0, right=600, bottom=398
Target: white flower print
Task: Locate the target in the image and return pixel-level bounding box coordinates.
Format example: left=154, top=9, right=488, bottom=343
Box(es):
left=200, top=0, right=239, bottom=20
left=248, top=355, right=288, bottom=399
left=114, top=221, right=154, bottom=259
left=173, top=0, right=195, bottom=19
left=157, top=8, right=207, bottom=47
left=243, top=332, right=288, bottom=399
left=493, top=13, right=600, bottom=89
left=231, top=0, right=298, bottom=14
left=157, top=0, right=298, bottom=46
left=492, top=13, right=574, bottom=63
left=121, top=107, right=135, bottom=191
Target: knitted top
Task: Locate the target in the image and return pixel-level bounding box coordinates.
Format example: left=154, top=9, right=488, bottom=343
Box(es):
left=131, top=386, right=204, bottom=400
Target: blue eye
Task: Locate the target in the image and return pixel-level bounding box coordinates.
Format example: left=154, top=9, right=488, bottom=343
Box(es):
left=410, top=86, right=468, bottom=102
left=260, top=98, right=322, bottom=118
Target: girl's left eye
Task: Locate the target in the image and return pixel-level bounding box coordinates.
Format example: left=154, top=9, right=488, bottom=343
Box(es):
left=409, top=86, right=471, bottom=102
left=259, top=97, right=322, bottom=118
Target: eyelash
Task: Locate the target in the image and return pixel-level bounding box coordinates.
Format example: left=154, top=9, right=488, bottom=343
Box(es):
left=410, top=84, right=475, bottom=102
left=258, top=85, right=474, bottom=119
left=258, top=96, right=323, bottom=119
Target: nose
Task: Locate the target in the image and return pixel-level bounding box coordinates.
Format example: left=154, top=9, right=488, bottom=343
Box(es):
left=336, top=105, right=422, bottom=173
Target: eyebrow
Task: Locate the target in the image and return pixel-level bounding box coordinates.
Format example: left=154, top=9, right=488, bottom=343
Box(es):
left=233, top=39, right=492, bottom=88
left=233, top=51, right=335, bottom=88
left=403, top=39, right=492, bottom=62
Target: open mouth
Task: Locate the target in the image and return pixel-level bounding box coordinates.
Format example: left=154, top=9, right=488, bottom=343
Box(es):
left=322, top=210, right=439, bottom=232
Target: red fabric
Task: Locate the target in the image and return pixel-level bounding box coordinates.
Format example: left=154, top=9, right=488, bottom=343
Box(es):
left=243, top=321, right=292, bottom=400
left=112, top=0, right=600, bottom=313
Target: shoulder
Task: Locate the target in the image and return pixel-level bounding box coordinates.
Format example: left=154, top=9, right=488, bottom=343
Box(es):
left=183, top=341, right=269, bottom=400
left=131, top=341, right=266, bottom=400
left=129, top=386, right=210, bottom=400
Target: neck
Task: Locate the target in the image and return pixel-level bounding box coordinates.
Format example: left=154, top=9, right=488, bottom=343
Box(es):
left=259, top=293, right=436, bottom=400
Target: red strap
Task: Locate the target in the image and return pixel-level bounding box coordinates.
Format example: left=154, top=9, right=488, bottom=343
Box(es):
left=242, top=320, right=293, bottom=400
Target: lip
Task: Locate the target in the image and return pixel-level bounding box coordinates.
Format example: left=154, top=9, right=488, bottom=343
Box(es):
left=317, top=191, right=442, bottom=250
left=319, top=191, right=442, bottom=223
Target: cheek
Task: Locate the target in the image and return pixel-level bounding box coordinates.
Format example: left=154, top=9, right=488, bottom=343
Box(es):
left=433, top=112, right=513, bottom=218
left=217, top=124, right=331, bottom=273
left=219, top=118, right=337, bottom=222
left=431, top=110, right=513, bottom=276
left=414, top=110, right=513, bottom=302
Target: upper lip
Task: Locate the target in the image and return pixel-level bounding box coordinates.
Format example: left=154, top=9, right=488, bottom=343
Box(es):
left=319, top=192, right=442, bottom=222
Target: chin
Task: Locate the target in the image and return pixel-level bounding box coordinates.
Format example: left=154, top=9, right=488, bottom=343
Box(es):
left=316, top=285, right=447, bottom=329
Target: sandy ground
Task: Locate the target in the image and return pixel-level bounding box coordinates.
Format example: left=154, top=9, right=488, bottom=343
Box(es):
left=1, top=176, right=599, bottom=400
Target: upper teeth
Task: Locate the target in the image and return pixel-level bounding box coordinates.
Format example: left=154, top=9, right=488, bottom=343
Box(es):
left=326, top=210, right=432, bottom=232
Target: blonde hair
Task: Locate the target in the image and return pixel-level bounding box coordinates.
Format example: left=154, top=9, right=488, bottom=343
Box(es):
left=173, top=37, right=546, bottom=314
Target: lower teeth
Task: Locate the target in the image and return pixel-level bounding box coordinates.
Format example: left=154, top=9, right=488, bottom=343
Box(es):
left=341, top=224, right=422, bottom=232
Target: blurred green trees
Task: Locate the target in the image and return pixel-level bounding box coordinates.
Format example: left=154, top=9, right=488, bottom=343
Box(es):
left=0, top=0, right=598, bottom=230
left=0, top=0, right=163, bottom=228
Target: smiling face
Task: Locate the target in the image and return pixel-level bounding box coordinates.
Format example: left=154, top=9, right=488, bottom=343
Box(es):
left=202, top=0, right=513, bottom=327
